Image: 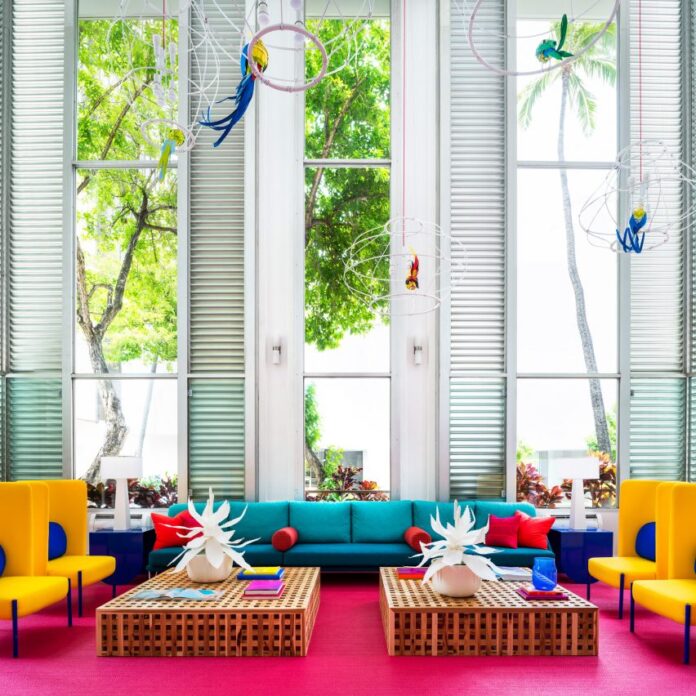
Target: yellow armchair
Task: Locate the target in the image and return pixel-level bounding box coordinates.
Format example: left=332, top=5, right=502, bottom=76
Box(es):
left=0, top=483, right=71, bottom=658
left=631, top=483, right=696, bottom=664
left=29, top=480, right=116, bottom=616
left=588, top=480, right=674, bottom=617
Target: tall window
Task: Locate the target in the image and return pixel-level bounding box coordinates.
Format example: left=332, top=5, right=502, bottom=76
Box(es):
left=303, top=12, right=391, bottom=500
left=515, top=5, right=618, bottom=509
left=74, top=9, right=178, bottom=506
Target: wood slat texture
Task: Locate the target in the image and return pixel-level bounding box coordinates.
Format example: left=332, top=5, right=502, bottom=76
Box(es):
left=379, top=568, right=597, bottom=657
left=97, top=567, right=320, bottom=657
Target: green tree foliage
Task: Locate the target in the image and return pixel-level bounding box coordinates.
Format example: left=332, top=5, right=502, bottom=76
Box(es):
left=304, top=19, right=391, bottom=350
left=304, top=384, right=321, bottom=451
left=77, top=19, right=179, bottom=480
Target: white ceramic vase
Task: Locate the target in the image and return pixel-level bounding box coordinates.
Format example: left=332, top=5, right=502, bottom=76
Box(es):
left=186, top=555, right=233, bottom=583
left=431, top=564, right=482, bottom=598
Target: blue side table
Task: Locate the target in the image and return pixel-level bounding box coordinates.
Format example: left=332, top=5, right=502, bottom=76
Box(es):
left=89, top=528, right=156, bottom=595
left=548, top=527, right=613, bottom=600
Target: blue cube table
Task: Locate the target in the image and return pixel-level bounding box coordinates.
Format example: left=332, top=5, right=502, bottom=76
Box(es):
left=89, top=528, right=156, bottom=596
left=548, top=527, right=613, bottom=600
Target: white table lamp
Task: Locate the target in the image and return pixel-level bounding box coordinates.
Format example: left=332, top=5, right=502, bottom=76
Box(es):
left=101, top=456, right=143, bottom=531
left=556, top=457, right=600, bottom=530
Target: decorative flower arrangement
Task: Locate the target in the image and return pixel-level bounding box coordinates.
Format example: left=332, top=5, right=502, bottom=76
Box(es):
left=170, top=488, right=258, bottom=582
left=417, top=501, right=498, bottom=596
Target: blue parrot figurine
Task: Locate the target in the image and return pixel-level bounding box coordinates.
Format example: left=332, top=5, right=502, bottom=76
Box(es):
left=199, top=39, right=269, bottom=148
left=616, top=206, right=647, bottom=253
left=536, top=14, right=573, bottom=63
left=158, top=128, right=185, bottom=181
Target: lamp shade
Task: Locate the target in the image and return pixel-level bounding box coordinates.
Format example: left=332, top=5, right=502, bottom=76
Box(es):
left=555, top=456, right=600, bottom=480
left=101, top=456, right=143, bottom=480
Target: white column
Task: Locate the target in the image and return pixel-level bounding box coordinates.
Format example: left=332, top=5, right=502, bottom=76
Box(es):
left=256, top=11, right=305, bottom=500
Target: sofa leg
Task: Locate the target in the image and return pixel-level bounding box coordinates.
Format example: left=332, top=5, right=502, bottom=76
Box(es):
left=11, top=600, right=18, bottom=658
left=619, top=573, right=625, bottom=619
left=112, top=584, right=117, bottom=599
left=586, top=583, right=591, bottom=601
left=67, top=579, right=73, bottom=627
left=78, top=571, right=83, bottom=618
left=630, top=583, right=635, bottom=633
left=685, top=605, right=692, bottom=665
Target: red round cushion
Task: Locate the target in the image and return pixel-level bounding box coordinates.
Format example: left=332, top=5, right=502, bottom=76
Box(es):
left=515, top=511, right=555, bottom=549
left=272, top=526, right=299, bottom=552
left=404, top=526, right=432, bottom=552
left=152, top=510, right=202, bottom=550
left=485, top=513, right=520, bottom=548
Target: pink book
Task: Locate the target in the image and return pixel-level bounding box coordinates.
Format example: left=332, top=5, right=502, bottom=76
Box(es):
left=245, top=580, right=284, bottom=593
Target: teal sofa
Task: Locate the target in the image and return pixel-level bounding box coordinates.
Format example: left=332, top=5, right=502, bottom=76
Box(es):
left=147, top=500, right=554, bottom=573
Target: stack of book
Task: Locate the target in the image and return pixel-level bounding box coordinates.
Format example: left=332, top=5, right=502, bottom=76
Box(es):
left=490, top=564, right=533, bottom=582
left=516, top=584, right=568, bottom=601
left=397, top=567, right=427, bottom=580
left=243, top=580, right=285, bottom=598
left=237, top=566, right=285, bottom=580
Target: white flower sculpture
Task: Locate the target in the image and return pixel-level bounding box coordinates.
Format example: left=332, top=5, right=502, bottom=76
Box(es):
left=417, top=501, right=499, bottom=583
left=170, top=489, right=259, bottom=573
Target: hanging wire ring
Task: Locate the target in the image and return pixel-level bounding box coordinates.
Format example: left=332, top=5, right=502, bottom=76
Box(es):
left=247, top=23, right=328, bottom=93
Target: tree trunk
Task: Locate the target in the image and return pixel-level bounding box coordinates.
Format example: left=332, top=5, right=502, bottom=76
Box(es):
left=304, top=439, right=323, bottom=488
left=134, top=359, right=158, bottom=458
left=558, top=70, right=612, bottom=458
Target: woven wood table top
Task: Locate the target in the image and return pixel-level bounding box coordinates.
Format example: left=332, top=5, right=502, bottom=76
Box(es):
left=98, top=566, right=320, bottom=613
left=380, top=567, right=596, bottom=611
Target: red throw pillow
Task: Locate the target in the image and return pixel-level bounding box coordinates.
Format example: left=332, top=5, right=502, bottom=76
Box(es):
left=272, top=526, right=299, bottom=552
left=404, top=526, right=432, bottom=552
left=485, top=514, right=520, bottom=548
left=515, top=511, right=555, bottom=550
left=152, top=510, right=202, bottom=550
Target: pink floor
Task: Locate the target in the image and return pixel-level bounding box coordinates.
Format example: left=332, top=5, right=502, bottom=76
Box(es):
left=1, top=576, right=695, bottom=696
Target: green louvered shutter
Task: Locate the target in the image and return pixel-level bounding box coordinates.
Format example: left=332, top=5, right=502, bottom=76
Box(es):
left=448, top=0, right=506, bottom=499
left=187, top=0, right=246, bottom=498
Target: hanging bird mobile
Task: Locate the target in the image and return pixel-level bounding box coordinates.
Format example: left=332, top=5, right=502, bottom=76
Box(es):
left=405, top=249, right=420, bottom=290
left=158, top=127, right=185, bottom=181
left=616, top=206, right=647, bottom=253
left=536, top=14, right=573, bottom=64
left=199, top=39, right=269, bottom=148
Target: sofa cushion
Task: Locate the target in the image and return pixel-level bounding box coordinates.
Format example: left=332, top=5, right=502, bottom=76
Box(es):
left=168, top=501, right=226, bottom=517
left=289, top=502, right=351, bottom=543
left=635, top=521, right=656, bottom=562
left=474, top=501, right=537, bottom=530
left=147, top=544, right=282, bottom=572
left=351, top=501, right=413, bottom=543
left=404, top=526, right=432, bottom=552
left=412, top=501, right=475, bottom=541
left=485, top=514, right=520, bottom=548
left=48, top=522, right=68, bottom=560
left=283, top=543, right=415, bottom=568
left=228, top=502, right=289, bottom=544
left=152, top=510, right=201, bottom=550
left=272, top=527, right=299, bottom=552
left=515, top=511, right=555, bottom=549
left=477, top=545, right=555, bottom=568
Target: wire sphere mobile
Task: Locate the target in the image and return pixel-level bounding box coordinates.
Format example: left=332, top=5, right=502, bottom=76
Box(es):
left=579, top=140, right=696, bottom=254
left=462, top=0, right=621, bottom=78
left=343, top=217, right=467, bottom=317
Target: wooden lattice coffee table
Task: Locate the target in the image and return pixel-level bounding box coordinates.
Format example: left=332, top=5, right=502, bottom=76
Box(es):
left=379, top=567, right=597, bottom=656
left=97, top=566, right=320, bottom=657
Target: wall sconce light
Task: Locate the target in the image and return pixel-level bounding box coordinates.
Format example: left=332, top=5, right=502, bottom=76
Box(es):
left=270, top=338, right=283, bottom=365
left=413, top=341, right=424, bottom=366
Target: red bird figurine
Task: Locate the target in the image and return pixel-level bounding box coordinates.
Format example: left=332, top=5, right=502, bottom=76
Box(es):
left=405, top=252, right=419, bottom=290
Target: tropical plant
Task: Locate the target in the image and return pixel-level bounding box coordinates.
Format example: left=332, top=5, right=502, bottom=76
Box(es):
left=417, top=502, right=499, bottom=583
left=87, top=474, right=178, bottom=508
left=170, top=489, right=257, bottom=573
left=561, top=450, right=617, bottom=508
left=516, top=461, right=565, bottom=508
left=518, top=21, right=617, bottom=462
left=304, top=384, right=323, bottom=484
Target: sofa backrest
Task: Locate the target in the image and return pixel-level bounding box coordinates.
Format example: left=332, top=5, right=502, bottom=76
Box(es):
left=474, top=501, right=536, bottom=529
left=289, top=502, right=351, bottom=543
left=350, top=501, right=413, bottom=543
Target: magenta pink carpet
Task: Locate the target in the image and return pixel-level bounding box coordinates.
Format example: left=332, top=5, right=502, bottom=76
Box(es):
left=1, top=576, right=695, bottom=696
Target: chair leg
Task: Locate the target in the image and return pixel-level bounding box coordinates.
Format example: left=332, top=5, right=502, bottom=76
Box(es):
left=11, top=600, right=18, bottom=658
left=685, top=605, right=692, bottom=665
left=630, top=583, right=635, bottom=633
left=112, top=584, right=117, bottom=599
left=619, top=573, right=625, bottom=619
left=587, top=583, right=591, bottom=601
left=78, top=571, right=83, bottom=618
left=67, top=579, right=73, bottom=627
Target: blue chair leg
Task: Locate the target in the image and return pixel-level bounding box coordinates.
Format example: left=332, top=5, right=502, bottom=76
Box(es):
left=11, top=600, right=18, bottom=658
left=619, top=573, right=625, bottom=619
left=112, top=584, right=116, bottom=599
left=67, top=579, right=73, bottom=627
left=630, top=583, right=635, bottom=633
left=587, top=583, right=591, bottom=601
left=78, top=571, right=83, bottom=618
left=685, top=605, right=691, bottom=665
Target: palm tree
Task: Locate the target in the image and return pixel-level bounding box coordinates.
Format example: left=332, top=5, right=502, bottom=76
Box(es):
left=518, top=22, right=617, bottom=459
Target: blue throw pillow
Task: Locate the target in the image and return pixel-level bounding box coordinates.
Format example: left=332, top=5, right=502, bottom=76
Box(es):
left=48, top=522, right=68, bottom=560
left=635, top=521, right=656, bottom=562
left=0, top=545, right=5, bottom=576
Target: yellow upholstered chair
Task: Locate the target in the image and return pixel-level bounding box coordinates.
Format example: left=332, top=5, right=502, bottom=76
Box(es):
left=0, top=483, right=71, bottom=657
left=631, top=483, right=696, bottom=665
left=588, top=479, right=669, bottom=617
left=29, top=480, right=115, bottom=617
